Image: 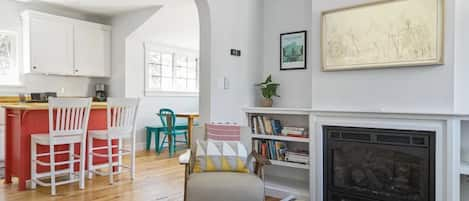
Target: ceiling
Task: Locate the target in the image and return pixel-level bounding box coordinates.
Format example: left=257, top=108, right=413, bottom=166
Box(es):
left=17, top=0, right=172, bottom=16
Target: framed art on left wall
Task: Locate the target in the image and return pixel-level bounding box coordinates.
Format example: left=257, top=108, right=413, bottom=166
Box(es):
left=280, top=31, right=307, bottom=70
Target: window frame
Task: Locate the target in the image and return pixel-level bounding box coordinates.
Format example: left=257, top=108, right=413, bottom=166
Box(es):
left=144, top=42, right=199, bottom=97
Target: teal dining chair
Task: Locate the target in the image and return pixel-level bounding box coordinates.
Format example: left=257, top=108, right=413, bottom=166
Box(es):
left=159, top=108, right=189, bottom=157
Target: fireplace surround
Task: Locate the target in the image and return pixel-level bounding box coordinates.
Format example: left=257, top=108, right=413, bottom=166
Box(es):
left=323, top=126, right=435, bottom=201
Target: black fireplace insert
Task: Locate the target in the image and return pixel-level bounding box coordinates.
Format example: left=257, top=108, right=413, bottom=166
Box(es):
left=323, top=126, right=435, bottom=201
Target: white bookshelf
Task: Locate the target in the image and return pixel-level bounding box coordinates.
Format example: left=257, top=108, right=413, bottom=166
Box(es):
left=243, top=107, right=311, bottom=200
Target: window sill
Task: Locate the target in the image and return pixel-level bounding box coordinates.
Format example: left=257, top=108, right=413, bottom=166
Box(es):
left=144, top=90, right=199, bottom=97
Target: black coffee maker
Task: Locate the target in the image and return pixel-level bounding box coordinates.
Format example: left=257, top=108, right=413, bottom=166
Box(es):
left=95, top=83, right=107, bottom=102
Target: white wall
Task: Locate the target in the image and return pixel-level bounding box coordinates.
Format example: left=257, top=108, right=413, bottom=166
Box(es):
left=262, top=0, right=312, bottom=108
left=0, top=0, right=109, bottom=97
left=109, top=6, right=160, bottom=98
left=196, top=0, right=264, bottom=123
left=310, top=0, right=456, bottom=113
left=110, top=1, right=199, bottom=147
left=260, top=0, right=469, bottom=114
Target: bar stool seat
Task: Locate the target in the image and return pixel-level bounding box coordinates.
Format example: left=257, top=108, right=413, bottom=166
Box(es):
left=32, top=134, right=82, bottom=145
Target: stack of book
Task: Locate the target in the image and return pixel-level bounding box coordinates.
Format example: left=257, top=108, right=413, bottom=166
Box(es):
left=285, top=151, right=309, bottom=164
left=250, top=115, right=282, bottom=135
left=281, top=127, right=308, bottom=138
left=254, top=140, right=287, bottom=161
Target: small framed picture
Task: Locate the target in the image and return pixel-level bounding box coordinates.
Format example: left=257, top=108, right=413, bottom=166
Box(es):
left=280, top=31, right=307, bottom=70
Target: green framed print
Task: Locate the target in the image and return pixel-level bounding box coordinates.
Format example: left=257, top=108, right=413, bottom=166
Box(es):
left=280, top=31, right=307, bottom=70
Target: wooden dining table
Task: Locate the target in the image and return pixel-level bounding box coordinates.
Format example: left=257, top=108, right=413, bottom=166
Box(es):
left=174, top=113, right=199, bottom=146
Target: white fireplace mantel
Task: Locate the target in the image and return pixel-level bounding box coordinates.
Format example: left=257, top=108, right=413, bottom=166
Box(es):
left=242, top=107, right=469, bottom=201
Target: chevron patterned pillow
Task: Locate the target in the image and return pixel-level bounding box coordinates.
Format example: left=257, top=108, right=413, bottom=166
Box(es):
left=194, top=140, right=250, bottom=173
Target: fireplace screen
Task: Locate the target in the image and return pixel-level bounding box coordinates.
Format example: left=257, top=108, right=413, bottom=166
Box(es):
left=323, top=126, right=435, bottom=201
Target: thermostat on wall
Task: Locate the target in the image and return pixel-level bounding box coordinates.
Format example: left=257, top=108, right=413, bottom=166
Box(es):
left=230, top=49, right=241, bottom=56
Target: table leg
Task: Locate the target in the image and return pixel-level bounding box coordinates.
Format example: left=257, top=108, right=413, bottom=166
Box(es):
left=155, top=129, right=160, bottom=154
left=18, top=175, right=26, bottom=191
left=187, top=117, right=194, bottom=148
left=146, top=128, right=152, bottom=151
left=168, top=134, right=173, bottom=157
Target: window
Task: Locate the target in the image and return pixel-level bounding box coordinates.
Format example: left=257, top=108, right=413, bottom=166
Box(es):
left=0, top=31, right=20, bottom=86
left=145, top=43, right=199, bottom=96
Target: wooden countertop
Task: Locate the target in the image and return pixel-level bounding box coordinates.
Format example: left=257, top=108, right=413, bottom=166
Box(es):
left=0, top=102, right=107, bottom=110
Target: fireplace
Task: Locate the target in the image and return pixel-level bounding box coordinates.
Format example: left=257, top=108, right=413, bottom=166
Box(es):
left=323, top=126, right=435, bottom=201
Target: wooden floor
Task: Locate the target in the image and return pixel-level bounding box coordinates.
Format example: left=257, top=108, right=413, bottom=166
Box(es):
left=0, top=151, right=280, bottom=201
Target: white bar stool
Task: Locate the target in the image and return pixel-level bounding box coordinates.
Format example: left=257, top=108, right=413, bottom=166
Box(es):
left=30, top=98, right=92, bottom=195
left=87, top=98, right=139, bottom=184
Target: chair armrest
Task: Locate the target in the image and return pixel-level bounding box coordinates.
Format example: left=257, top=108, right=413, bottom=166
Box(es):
left=249, top=151, right=271, bottom=177
left=251, top=151, right=271, bottom=166
left=179, top=149, right=191, bottom=165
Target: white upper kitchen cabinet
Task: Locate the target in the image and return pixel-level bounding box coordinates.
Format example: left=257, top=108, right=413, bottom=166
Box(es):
left=74, top=21, right=111, bottom=77
left=22, top=11, right=74, bottom=75
left=22, top=10, right=111, bottom=77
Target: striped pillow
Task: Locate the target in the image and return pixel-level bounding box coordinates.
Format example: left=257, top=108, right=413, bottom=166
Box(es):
left=206, top=123, right=240, bottom=141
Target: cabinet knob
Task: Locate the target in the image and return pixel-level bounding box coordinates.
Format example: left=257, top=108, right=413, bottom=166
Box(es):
left=74, top=69, right=79, bottom=73
left=32, top=66, right=37, bottom=70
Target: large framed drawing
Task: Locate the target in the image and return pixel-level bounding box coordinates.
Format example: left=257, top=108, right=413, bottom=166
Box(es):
left=321, top=0, right=444, bottom=71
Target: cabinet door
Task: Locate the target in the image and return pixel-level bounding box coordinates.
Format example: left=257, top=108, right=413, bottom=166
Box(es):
left=74, top=23, right=111, bottom=77
left=29, top=16, right=74, bottom=75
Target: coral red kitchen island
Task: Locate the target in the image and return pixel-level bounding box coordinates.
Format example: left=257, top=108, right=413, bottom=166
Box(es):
left=1, top=102, right=117, bottom=191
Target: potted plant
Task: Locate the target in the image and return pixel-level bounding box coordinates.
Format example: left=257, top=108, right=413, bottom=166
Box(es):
left=256, top=74, right=280, bottom=107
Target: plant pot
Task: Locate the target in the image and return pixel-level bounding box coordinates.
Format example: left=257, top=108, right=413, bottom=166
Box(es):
left=261, top=98, right=273, bottom=107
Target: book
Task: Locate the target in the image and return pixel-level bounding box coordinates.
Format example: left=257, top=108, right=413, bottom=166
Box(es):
left=254, top=140, right=288, bottom=161
left=281, top=126, right=308, bottom=138
left=263, top=116, right=273, bottom=135
left=271, top=119, right=282, bottom=135
left=257, top=116, right=265, bottom=134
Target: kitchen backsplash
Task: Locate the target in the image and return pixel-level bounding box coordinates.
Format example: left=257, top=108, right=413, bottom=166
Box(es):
left=0, top=74, right=109, bottom=97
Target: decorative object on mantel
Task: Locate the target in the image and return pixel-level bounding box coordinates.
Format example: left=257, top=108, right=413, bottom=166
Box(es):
left=256, top=75, right=280, bottom=107
left=321, top=0, right=444, bottom=71
left=280, top=31, right=307, bottom=70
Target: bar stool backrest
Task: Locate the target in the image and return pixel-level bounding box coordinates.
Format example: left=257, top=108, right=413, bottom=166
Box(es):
left=106, top=98, right=140, bottom=137
left=48, top=98, right=92, bottom=142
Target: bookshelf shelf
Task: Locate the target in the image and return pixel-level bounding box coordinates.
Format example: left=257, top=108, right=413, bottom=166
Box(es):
left=270, top=160, right=309, bottom=169
left=251, top=134, right=309, bottom=143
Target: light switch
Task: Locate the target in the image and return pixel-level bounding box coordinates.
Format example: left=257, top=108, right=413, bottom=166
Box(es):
left=224, top=77, right=230, bottom=89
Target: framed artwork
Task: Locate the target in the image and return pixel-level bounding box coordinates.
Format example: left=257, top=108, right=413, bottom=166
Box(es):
left=280, top=31, right=307, bottom=70
left=321, top=0, right=444, bottom=71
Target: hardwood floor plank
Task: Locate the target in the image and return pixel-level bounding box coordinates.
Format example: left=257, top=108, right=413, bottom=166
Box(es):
left=0, top=151, right=282, bottom=201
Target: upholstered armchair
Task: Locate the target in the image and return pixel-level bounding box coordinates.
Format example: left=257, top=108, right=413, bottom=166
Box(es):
left=178, top=126, right=271, bottom=201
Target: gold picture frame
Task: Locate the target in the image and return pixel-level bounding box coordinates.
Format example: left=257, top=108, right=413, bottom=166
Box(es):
left=321, top=0, right=445, bottom=71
